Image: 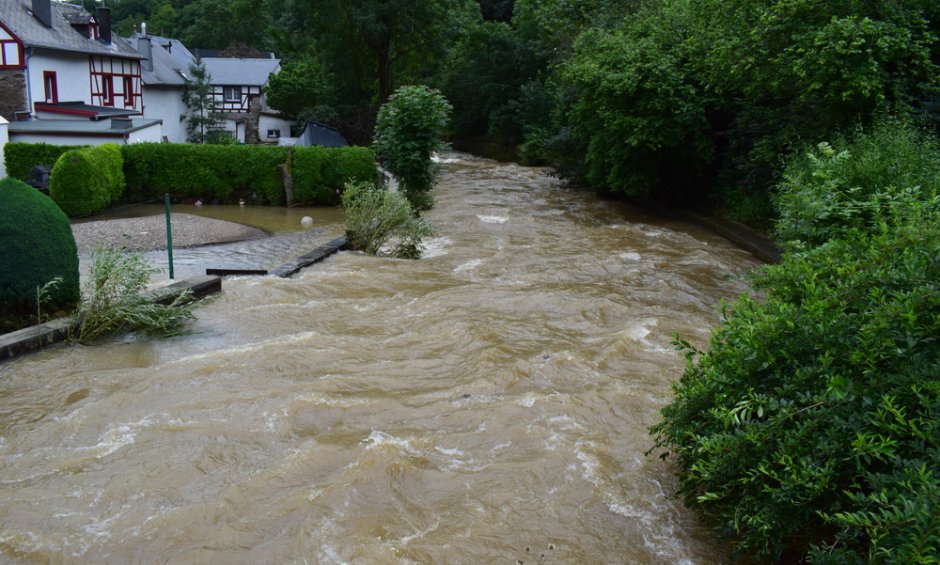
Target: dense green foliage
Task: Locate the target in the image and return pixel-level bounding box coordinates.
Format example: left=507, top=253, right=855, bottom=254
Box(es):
left=290, top=146, right=376, bottom=205
left=0, top=178, right=79, bottom=327
left=373, top=85, right=452, bottom=210
left=74, top=246, right=195, bottom=344
left=651, top=123, right=940, bottom=562
left=49, top=144, right=125, bottom=217
left=3, top=143, right=86, bottom=182
left=342, top=181, right=432, bottom=259
left=122, top=143, right=289, bottom=204
left=775, top=122, right=940, bottom=247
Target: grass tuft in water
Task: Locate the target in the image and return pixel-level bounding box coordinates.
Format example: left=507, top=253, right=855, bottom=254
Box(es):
left=73, top=246, right=195, bottom=344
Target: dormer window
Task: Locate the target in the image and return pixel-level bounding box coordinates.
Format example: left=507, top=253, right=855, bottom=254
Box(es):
left=223, top=86, right=241, bottom=102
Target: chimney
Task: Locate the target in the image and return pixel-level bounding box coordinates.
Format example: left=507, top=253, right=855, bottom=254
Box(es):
left=111, top=117, right=133, bottom=130
left=31, top=0, right=52, bottom=28
left=137, top=34, right=153, bottom=71
left=97, top=6, right=112, bottom=44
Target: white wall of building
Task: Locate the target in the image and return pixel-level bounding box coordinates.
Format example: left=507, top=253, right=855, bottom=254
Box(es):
left=27, top=49, right=90, bottom=109
left=259, top=114, right=292, bottom=142
left=127, top=122, right=163, bottom=144
left=0, top=116, right=8, bottom=179
left=142, top=86, right=187, bottom=142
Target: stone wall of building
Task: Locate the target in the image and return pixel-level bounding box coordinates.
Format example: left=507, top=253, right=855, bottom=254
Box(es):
left=0, top=70, right=27, bottom=121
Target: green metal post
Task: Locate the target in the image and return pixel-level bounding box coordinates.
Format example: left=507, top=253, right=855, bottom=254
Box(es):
left=164, top=193, right=174, bottom=280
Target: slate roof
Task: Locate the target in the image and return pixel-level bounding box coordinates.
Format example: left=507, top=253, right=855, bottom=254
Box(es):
left=150, top=34, right=196, bottom=70
left=202, top=57, right=280, bottom=86
left=128, top=33, right=190, bottom=86
left=0, top=0, right=140, bottom=59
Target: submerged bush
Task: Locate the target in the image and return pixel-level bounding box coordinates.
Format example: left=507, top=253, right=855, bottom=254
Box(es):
left=342, top=181, right=432, bottom=259
left=74, top=247, right=194, bottom=344
left=373, top=85, right=452, bottom=210
left=0, top=177, right=80, bottom=329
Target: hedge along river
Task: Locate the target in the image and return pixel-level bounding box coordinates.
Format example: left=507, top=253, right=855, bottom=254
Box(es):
left=0, top=153, right=760, bottom=563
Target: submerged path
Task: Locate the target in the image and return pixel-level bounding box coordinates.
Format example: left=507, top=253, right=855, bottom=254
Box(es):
left=0, top=154, right=759, bottom=563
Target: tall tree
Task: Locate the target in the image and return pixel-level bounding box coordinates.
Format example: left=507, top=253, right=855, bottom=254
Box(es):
left=183, top=57, right=223, bottom=143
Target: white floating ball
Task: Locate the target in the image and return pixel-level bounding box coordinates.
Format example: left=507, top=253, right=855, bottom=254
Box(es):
left=301, top=216, right=314, bottom=227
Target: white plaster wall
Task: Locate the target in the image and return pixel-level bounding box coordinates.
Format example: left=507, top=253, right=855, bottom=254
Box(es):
left=9, top=132, right=119, bottom=145
left=0, top=116, right=8, bottom=178
left=142, top=86, right=187, bottom=142
left=127, top=122, right=163, bottom=144
left=259, top=114, right=293, bottom=142
left=27, top=49, right=90, bottom=109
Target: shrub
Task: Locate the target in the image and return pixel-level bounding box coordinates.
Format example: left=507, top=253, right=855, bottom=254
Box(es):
left=291, top=145, right=376, bottom=205
left=651, top=125, right=940, bottom=562
left=122, top=143, right=289, bottom=204
left=775, top=121, right=940, bottom=248
left=0, top=178, right=80, bottom=328
left=2, top=142, right=86, bottom=182
left=342, top=181, right=432, bottom=259
left=73, top=246, right=194, bottom=344
left=49, top=144, right=125, bottom=217
left=373, top=85, right=452, bottom=210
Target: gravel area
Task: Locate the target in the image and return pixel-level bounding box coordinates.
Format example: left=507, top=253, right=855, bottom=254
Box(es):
left=71, top=213, right=268, bottom=254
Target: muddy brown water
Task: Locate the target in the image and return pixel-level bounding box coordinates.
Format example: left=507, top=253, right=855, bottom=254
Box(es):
left=0, top=154, right=759, bottom=563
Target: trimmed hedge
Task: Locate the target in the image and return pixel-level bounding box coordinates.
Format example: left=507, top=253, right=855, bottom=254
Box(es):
left=0, top=178, right=80, bottom=323
left=49, top=144, right=125, bottom=217
left=122, top=143, right=290, bottom=204
left=291, top=145, right=376, bottom=205
left=3, top=142, right=87, bottom=181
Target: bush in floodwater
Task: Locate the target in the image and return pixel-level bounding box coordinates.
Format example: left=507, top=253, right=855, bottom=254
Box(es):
left=73, top=246, right=195, bottom=344
left=373, top=85, right=452, bottom=211
left=342, top=181, right=432, bottom=259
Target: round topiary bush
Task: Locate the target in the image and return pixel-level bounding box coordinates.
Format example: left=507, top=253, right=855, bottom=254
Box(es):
left=0, top=178, right=80, bottom=327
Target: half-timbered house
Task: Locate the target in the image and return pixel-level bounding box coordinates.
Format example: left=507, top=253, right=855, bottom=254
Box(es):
left=0, top=0, right=161, bottom=147
left=201, top=56, right=292, bottom=144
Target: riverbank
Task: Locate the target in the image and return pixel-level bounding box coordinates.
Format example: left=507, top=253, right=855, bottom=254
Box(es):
left=71, top=213, right=268, bottom=254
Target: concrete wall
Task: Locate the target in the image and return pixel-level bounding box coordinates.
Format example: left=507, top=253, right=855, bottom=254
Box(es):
left=0, top=115, right=8, bottom=178
left=9, top=122, right=162, bottom=146
left=142, top=86, right=187, bottom=142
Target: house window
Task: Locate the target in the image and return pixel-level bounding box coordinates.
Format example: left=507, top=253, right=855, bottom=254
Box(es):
left=266, top=129, right=281, bottom=139
left=223, top=86, right=241, bottom=102
left=101, top=74, right=114, bottom=106
left=123, top=76, right=135, bottom=108
left=43, top=71, right=58, bottom=103
left=0, top=24, right=23, bottom=69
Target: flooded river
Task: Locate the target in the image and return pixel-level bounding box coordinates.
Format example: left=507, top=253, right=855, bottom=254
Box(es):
left=0, top=154, right=759, bottom=563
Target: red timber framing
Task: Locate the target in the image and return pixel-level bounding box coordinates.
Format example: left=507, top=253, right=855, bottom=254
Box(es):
left=211, top=85, right=261, bottom=113
left=88, top=55, right=142, bottom=110
left=0, top=21, right=25, bottom=69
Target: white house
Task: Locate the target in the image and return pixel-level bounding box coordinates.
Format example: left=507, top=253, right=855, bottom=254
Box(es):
left=201, top=56, right=293, bottom=144
left=0, top=0, right=162, bottom=146
left=128, top=30, right=191, bottom=143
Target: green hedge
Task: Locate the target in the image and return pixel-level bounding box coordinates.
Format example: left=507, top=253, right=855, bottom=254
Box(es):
left=0, top=178, right=80, bottom=324
left=3, top=142, right=87, bottom=181
left=291, top=145, right=376, bottom=204
left=122, top=143, right=290, bottom=204
left=49, top=144, right=125, bottom=217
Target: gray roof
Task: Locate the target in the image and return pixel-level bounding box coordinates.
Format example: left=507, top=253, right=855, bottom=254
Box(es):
left=202, top=57, right=280, bottom=86
left=0, top=0, right=140, bottom=59
left=149, top=34, right=195, bottom=69
left=128, top=33, right=190, bottom=86
left=9, top=117, right=162, bottom=136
